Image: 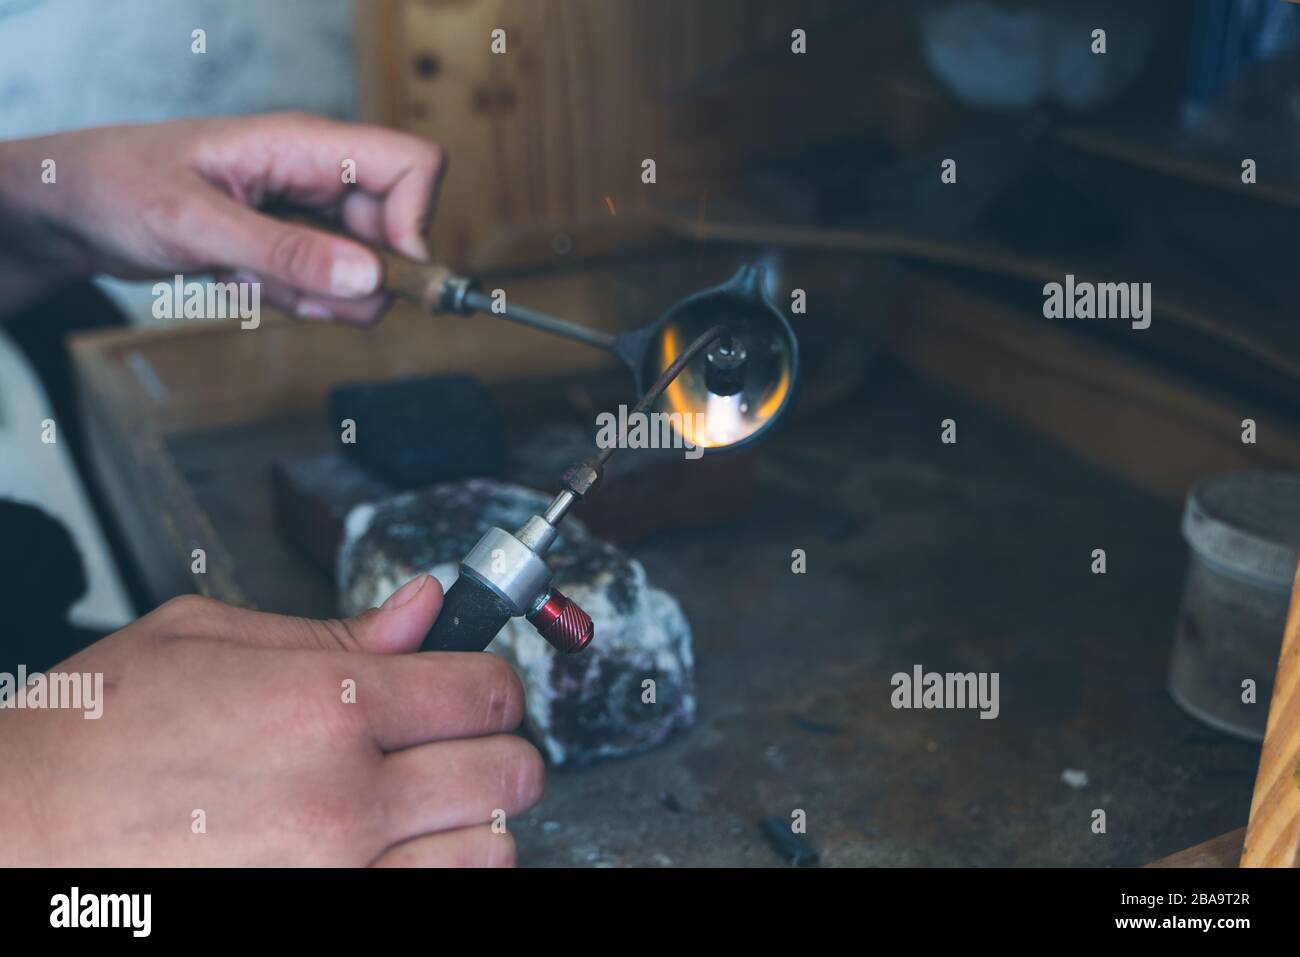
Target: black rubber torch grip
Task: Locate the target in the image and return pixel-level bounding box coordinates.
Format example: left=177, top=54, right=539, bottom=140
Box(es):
left=421, top=573, right=515, bottom=652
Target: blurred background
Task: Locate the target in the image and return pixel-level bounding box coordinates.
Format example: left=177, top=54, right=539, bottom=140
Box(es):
left=4, top=0, right=1300, bottom=866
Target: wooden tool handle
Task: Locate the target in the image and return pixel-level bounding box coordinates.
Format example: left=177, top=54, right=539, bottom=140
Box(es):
left=372, top=246, right=456, bottom=310
left=273, top=210, right=457, bottom=311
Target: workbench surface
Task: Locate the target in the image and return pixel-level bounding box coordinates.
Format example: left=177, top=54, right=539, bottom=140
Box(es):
left=173, top=362, right=1258, bottom=866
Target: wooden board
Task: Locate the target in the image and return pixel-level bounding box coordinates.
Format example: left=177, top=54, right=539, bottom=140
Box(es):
left=1241, top=560, right=1300, bottom=866
left=352, top=0, right=938, bottom=271
left=889, top=274, right=1300, bottom=506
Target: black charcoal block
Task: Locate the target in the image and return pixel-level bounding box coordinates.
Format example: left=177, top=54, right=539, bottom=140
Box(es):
left=328, top=375, right=507, bottom=487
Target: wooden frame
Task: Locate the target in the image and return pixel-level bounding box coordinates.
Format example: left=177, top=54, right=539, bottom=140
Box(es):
left=1148, top=567, right=1300, bottom=868
left=1241, top=561, right=1300, bottom=866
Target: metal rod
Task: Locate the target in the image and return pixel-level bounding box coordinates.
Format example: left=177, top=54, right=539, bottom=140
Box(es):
left=542, top=490, right=578, bottom=527
left=463, top=290, right=619, bottom=351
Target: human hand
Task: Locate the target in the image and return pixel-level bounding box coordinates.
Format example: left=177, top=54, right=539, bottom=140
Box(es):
left=0, top=575, right=542, bottom=867
left=0, top=112, right=446, bottom=322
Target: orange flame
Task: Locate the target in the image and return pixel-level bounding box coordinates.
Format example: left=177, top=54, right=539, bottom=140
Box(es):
left=659, top=325, right=790, bottom=448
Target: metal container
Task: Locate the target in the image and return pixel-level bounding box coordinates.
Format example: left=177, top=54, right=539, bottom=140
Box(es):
left=1168, top=472, right=1300, bottom=740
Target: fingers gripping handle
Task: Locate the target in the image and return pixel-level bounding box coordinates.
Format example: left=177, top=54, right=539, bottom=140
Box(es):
left=421, top=575, right=596, bottom=654
left=421, top=575, right=514, bottom=652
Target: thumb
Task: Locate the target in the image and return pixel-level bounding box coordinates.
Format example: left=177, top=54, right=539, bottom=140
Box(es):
left=343, top=573, right=445, bottom=653
left=202, top=196, right=382, bottom=299
left=159, top=574, right=443, bottom=654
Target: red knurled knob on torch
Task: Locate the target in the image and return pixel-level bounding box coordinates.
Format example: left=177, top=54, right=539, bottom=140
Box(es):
left=526, top=587, right=594, bottom=654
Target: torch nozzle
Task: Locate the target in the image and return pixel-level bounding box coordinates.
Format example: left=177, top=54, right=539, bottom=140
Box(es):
left=705, top=333, right=748, bottom=396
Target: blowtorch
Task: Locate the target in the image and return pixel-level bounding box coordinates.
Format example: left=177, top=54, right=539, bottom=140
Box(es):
left=367, top=245, right=800, bottom=656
